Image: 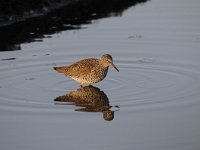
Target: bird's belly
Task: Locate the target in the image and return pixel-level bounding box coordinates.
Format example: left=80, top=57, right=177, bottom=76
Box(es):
left=71, top=69, right=108, bottom=84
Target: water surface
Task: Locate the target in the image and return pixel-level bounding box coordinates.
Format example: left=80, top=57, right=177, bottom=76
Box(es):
left=1, top=0, right=200, bottom=150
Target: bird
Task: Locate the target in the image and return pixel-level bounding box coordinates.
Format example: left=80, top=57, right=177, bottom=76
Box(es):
left=54, top=54, right=119, bottom=87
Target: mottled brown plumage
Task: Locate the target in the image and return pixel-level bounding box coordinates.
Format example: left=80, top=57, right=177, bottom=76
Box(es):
left=54, top=54, right=119, bottom=86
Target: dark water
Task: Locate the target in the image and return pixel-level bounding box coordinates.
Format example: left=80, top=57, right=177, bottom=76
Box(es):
left=1, top=0, right=200, bottom=149
left=0, top=0, right=147, bottom=51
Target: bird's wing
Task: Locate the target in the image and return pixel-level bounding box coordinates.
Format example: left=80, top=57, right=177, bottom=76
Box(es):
left=66, top=58, right=99, bottom=77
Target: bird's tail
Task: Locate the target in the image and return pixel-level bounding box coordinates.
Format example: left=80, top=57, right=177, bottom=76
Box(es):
left=54, top=67, right=66, bottom=73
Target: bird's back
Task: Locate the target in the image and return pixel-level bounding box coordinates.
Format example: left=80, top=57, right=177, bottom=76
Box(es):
left=54, top=58, right=100, bottom=77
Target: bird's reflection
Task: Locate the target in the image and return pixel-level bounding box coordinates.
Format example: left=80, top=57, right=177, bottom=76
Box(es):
left=55, top=85, right=119, bottom=121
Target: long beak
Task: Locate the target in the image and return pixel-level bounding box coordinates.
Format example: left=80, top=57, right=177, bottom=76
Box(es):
left=111, top=63, right=119, bottom=72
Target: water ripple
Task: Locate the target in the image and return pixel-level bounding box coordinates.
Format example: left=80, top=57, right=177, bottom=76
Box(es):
left=108, top=59, right=200, bottom=110
left=0, top=55, right=200, bottom=113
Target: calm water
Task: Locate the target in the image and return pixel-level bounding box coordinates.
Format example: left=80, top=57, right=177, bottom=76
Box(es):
left=1, top=0, right=200, bottom=149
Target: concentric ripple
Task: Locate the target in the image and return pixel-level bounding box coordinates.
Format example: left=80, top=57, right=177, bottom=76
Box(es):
left=0, top=54, right=200, bottom=113
left=99, top=58, right=200, bottom=111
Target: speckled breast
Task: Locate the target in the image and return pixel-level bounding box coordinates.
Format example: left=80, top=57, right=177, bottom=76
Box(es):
left=71, top=67, right=108, bottom=84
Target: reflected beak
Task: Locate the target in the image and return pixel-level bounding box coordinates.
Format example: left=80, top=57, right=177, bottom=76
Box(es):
left=111, top=63, right=119, bottom=72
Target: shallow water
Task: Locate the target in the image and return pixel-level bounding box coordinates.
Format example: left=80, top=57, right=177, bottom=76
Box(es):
left=1, top=0, right=200, bottom=149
